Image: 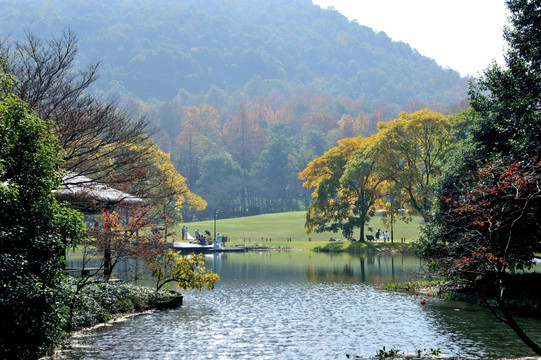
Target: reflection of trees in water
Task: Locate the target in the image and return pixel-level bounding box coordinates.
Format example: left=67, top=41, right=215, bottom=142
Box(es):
left=304, top=253, right=422, bottom=284
left=305, top=264, right=357, bottom=283
left=66, top=255, right=154, bottom=286
left=68, top=251, right=424, bottom=286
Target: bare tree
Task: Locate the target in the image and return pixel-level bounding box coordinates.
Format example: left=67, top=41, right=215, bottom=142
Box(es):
left=0, top=30, right=151, bottom=186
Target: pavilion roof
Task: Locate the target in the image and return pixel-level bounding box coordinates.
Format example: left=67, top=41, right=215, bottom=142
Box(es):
left=54, top=173, right=142, bottom=212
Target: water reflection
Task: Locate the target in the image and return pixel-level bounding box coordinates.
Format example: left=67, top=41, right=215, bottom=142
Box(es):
left=62, top=251, right=541, bottom=359
left=302, top=254, right=422, bottom=284
left=205, top=251, right=423, bottom=285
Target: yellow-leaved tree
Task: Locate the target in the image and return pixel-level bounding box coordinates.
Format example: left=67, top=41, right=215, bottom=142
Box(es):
left=368, top=109, right=451, bottom=222
left=130, top=143, right=207, bottom=234
left=80, top=142, right=207, bottom=286
left=149, top=250, right=220, bottom=292
left=299, top=136, right=383, bottom=241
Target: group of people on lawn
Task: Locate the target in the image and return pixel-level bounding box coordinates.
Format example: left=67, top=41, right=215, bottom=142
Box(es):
left=374, top=229, right=389, bottom=240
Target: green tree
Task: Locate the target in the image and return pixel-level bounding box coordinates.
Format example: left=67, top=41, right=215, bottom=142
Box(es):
left=301, top=125, right=328, bottom=158
left=251, top=123, right=293, bottom=212
left=469, top=0, right=541, bottom=160
left=0, top=63, right=85, bottom=359
left=195, top=152, right=243, bottom=218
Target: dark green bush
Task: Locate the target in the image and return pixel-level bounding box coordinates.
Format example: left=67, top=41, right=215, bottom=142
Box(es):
left=67, top=280, right=176, bottom=330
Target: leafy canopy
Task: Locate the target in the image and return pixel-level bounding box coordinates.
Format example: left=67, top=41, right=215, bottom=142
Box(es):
left=368, top=109, right=451, bottom=222
left=300, top=136, right=382, bottom=240
left=419, top=0, right=541, bottom=355
left=0, top=60, right=85, bottom=359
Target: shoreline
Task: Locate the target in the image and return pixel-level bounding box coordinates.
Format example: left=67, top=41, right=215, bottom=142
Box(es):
left=226, top=240, right=419, bottom=254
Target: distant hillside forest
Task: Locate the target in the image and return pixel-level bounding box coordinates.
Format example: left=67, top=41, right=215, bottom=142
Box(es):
left=0, top=0, right=470, bottom=220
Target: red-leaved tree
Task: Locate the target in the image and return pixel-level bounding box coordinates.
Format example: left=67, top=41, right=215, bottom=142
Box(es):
left=436, top=158, right=541, bottom=355
left=76, top=206, right=169, bottom=292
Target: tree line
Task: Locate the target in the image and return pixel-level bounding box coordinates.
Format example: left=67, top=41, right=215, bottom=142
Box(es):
left=124, top=90, right=467, bottom=221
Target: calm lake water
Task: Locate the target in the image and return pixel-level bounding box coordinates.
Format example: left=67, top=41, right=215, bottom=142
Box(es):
left=62, top=251, right=541, bottom=359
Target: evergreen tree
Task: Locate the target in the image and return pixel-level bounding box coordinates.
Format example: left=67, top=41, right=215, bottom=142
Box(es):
left=0, top=61, right=85, bottom=359
left=469, top=0, right=541, bottom=159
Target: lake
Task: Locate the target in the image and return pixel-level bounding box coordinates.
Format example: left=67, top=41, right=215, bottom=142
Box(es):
left=61, top=251, right=541, bottom=359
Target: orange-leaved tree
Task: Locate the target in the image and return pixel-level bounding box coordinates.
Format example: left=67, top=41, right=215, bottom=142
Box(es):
left=174, top=104, right=222, bottom=184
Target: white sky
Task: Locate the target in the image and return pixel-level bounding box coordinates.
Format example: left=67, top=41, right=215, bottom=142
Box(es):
left=312, top=0, right=509, bottom=77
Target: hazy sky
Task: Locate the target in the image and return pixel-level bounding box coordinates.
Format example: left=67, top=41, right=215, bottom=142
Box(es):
left=312, top=0, right=509, bottom=76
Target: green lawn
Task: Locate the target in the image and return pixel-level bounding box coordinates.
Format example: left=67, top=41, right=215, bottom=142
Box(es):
left=174, top=211, right=422, bottom=249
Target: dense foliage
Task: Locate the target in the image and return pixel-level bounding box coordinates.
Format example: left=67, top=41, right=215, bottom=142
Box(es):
left=0, top=64, right=85, bottom=359
left=368, top=109, right=451, bottom=222
left=300, top=137, right=380, bottom=241
left=418, top=0, right=541, bottom=355
left=149, top=250, right=220, bottom=292
left=0, top=0, right=467, bottom=104
left=300, top=109, right=450, bottom=241
left=68, top=280, right=180, bottom=330
left=469, top=0, right=541, bottom=160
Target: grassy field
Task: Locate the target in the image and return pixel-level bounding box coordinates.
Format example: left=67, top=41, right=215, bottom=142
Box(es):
left=173, top=211, right=422, bottom=250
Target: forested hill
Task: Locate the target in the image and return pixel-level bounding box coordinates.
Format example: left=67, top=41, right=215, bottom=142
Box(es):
left=0, top=0, right=467, bottom=105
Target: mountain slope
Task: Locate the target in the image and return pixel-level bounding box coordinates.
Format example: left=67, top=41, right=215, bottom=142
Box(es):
left=0, top=0, right=467, bottom=104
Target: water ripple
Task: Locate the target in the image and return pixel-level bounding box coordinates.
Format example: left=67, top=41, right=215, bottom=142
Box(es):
left=61, top=252, right=541, bottom=359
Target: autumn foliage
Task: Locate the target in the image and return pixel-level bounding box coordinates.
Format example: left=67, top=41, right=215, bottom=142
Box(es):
left=435, top=159, right=541, bottom=280
left=299, top=109, right=451, bottom=240
left=148, top=250, right=220, bottom=292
